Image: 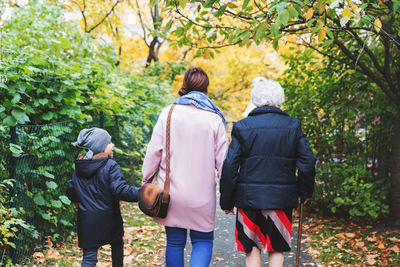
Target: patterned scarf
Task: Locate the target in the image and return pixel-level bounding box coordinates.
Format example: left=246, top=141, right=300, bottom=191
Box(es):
left=173, top=91, right=226, bottom=123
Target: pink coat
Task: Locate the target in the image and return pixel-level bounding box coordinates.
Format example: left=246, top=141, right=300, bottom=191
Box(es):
left=142, top=104, right=229, bottom=232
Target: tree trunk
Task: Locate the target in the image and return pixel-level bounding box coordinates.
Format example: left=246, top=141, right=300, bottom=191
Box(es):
left=378, top=114, right=390, bottom=178
left=390, top=110, right=400, bottom=227
left=145, top=37, right=159, bottom=67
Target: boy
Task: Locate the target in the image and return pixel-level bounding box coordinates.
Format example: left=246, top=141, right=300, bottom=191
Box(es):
left=66, top=127, right=139, bottom=267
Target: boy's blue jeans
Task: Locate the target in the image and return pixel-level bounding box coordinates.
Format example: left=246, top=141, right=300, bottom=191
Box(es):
left=165, top=226, right=214, bottom=267
left=81, top=239, right=124, bottom=267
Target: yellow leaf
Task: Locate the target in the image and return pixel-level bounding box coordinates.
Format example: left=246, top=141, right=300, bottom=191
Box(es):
left=318, top=27, right=326, bottom=41
left=305, top=8, right=314, bottom=21
left=336, top=233, right=345, bottom=239
left=374, top=18, right=382, bottom=33
left=342, top=6, right=352, bottom=18
left=345, top=233, right=356, bottom=238
left=378, top=243, right=385, bottom=249
left=325, top=235, right=335, bottom=243
left=352, top=4, right=360, bottom=15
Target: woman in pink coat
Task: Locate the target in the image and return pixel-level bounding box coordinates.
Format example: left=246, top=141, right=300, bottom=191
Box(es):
left=142, top=67, right=229, bottom=267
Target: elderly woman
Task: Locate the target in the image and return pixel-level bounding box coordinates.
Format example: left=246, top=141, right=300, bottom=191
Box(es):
left=142, top=67, right=228, bottom=267
left=220, top=77, right=316, bottom=267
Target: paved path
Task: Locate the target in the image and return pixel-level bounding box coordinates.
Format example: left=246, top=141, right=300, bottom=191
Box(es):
left=184, top=206, right=319, bottom=266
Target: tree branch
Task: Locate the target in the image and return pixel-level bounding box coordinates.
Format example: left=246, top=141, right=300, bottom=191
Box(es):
left=86, top=0, right=121, bottom=33
left=333, top=38, right=398, bottom=103
left=73, top=0, right=88, bottom=32
left=253, top=0, right=269, bottom=16
left=348, top=28, right=384, bottom=74
left=174, top=7, right=235, bottom=30
left=296, top=38, right=352, bottom=67
left=135, top=0, right=149, bottom=47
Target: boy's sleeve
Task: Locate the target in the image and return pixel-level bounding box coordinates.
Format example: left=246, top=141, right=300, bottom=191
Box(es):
left=109, top=163, right=139, bottom=202
left=66, top=179, right=79, bottom=202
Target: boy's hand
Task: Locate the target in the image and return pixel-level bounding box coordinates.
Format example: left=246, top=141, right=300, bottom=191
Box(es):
left=223, top=209, right=235, bottom=215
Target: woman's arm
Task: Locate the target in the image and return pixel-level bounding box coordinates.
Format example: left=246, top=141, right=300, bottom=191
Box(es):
left=215, top=121, right=229, bottom=178
left=219, top=124, right=242, bottom=211
left=142, top=114, right=164, bottom=183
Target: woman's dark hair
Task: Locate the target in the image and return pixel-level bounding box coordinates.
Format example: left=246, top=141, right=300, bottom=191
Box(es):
left=179, top=67, right=209, bottom=96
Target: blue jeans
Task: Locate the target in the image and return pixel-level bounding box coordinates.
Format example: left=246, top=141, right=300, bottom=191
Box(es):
left=165, top=226, right=214, bottom=267
left=81, top=239, right=124, bottom=267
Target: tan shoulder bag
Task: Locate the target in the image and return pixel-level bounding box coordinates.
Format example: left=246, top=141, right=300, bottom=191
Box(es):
left=138, top=104, right=175, bottom=218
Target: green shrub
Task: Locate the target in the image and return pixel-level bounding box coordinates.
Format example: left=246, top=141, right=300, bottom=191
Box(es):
left=0, top=1, right=182, bottom=264
left=280, top=47, right=394, bottom=220
left=313, top=158, right=390, bottom=219
left=0, top=179, right=37, bottom=263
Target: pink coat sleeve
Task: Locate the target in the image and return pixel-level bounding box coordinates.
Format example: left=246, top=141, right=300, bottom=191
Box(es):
left=215, top=121, right=229, bottom=179
left=142, top=115, right=164, bottom=183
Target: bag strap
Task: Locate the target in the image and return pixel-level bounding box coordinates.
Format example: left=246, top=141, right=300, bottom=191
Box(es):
left=162, top=104, right=175, bottom=203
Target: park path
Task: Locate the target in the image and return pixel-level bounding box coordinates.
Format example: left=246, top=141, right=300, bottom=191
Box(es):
left=183, top=197, right=320, bottom=266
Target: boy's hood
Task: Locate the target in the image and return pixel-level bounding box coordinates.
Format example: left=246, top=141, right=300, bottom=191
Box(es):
left=75, top=153, right=109, bottom=179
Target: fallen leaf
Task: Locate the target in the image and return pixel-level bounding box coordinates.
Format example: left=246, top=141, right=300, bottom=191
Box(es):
left=345, top=233, right=356, bottom=238
left=325, top=236, right=335, bottom=243
left=46, top=237, right=53, bottom=247
left=355, top=241, right=365, bottom=248
left=389, top=237, right=400, bottom=243
left=389, top=245, right=399, bottom=254
left=215, top=257, right=224, bottom=261
left=365, top=254, right=378, bottom=265
left=33, top=252, right=45, bottom=264
left=123, top=246, right=133, bottom=256
left=336, top=233, right=345, bottom=239
left=45, top=248, right=61, bottom=259
left=378, top=243, right=385, bottom=249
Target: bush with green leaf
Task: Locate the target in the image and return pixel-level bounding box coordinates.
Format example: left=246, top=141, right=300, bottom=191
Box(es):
left=280, top=47, right=393, bottom=220
left=0, top=1, right=180, bottom=264
left=0, top=178, right=37, bottom=264
left=315, top=159, right=389, bottom=219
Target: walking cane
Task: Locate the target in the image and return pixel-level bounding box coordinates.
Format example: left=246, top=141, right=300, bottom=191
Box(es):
left=296, top=202, right=304, bottom=267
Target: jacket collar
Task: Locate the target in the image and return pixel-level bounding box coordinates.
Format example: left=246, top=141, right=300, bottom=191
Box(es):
left=77, top=152, right=110, bottom=160
left=248, top=106, right=289, bottom=117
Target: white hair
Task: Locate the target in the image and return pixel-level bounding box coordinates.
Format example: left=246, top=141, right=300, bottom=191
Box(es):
left=250, top=77, right=285, bottom=108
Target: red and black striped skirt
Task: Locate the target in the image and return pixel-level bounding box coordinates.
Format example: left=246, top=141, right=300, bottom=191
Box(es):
left=235, top=208, right=292, bottom=253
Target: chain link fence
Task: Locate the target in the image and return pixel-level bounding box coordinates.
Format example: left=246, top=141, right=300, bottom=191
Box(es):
left=0, top=114, right=155, bottom=265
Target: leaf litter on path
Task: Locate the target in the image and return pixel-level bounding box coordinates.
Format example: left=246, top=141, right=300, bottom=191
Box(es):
left=31, top=203, right=165, bottom=266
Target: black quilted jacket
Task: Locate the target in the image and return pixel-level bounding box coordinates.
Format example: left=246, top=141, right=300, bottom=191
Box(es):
left=220, top=106, right=316, bottom=211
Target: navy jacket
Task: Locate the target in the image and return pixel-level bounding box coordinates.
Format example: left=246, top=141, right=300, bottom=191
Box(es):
left=220, top=106, right=316, bottom=211
left=66, top=153, right=139, bottom=249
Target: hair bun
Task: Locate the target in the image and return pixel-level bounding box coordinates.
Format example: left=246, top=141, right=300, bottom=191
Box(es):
left=179, top=87, right=188, bottom=96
